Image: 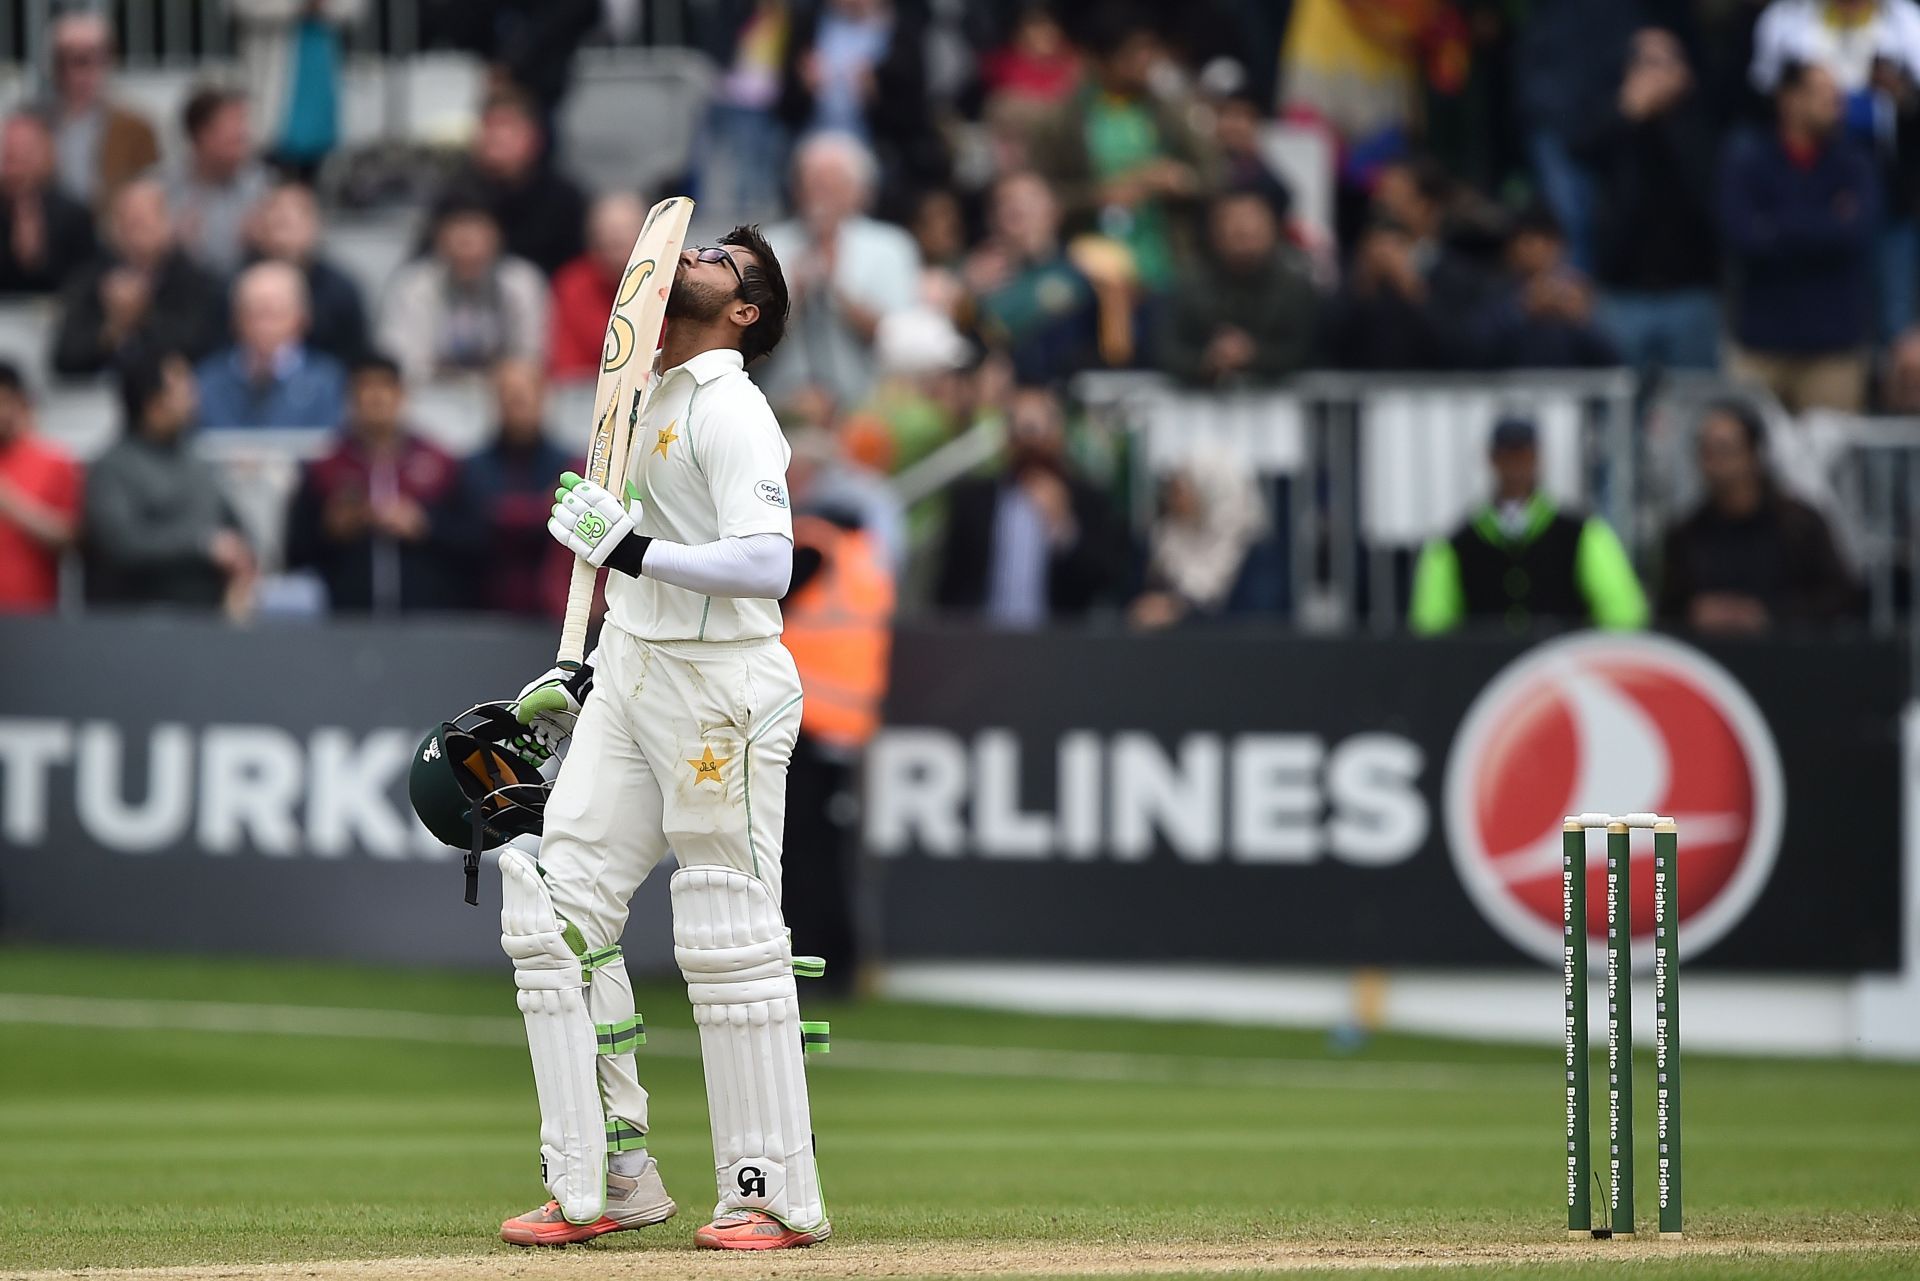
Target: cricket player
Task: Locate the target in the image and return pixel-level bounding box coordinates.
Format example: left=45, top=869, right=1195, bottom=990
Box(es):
left=497, top=227, right=830, bottom=1250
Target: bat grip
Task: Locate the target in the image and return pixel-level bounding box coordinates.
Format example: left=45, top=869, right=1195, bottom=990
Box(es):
left=557, top=558, right=597, bottom=670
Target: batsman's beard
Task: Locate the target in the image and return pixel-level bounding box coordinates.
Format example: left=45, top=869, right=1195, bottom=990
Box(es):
left=665, top=268, right=735, bottom=324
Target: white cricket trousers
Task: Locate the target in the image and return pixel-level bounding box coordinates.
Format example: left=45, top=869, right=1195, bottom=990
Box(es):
left=537, top=625, right=804, bottom=1131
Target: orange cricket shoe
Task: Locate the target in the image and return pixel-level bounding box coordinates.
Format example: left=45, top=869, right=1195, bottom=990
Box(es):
left=500, top=1164, right=677, bottom=1247
left=694, top=1209, right=833, bottom=1250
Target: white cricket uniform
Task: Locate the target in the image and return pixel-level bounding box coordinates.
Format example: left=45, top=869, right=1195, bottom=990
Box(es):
left=535, top=347, right=804, bottom=1163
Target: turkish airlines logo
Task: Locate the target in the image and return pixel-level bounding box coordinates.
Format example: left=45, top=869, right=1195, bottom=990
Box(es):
left=1444, top=633, right=1784, bottom=966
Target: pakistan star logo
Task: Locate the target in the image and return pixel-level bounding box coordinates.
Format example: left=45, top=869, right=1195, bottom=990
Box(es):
left=686, top=744, right=731, bottom=785
left=653, top=420, right=679, bottom=458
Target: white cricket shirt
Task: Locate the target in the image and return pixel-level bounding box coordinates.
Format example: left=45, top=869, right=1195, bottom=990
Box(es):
left=605, top=348, right=793, bottom=642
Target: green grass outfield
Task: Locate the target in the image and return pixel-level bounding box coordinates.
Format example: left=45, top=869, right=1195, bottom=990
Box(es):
left=1, top=947, right=1917, bottom=1280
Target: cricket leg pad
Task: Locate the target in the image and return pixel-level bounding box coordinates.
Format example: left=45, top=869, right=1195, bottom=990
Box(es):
left=500, top=848, right=607, bottom=1224
left=672, top=866, right=826, bottom=1233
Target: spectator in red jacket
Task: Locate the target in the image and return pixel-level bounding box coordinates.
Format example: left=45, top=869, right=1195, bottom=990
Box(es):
left=284, top=353, right=470, bottom=614
left=547, top=191, right=646, bottom=381
left=0, top=360, right=80, bottom=612
left=980, top=5, right=1081, bottom=108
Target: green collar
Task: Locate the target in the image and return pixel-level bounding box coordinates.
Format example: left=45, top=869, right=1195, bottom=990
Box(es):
left=1471, top=493, right=1557, bottom=548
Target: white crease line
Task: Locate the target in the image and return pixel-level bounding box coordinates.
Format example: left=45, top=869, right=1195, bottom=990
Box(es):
left=0, top=993, right=1529, bottom=1093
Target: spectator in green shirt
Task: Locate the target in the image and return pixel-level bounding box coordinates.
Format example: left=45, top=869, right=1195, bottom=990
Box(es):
left=1410, top=416, right=1648, bottom=635
left=1028, top=6, right=1216, bottom=293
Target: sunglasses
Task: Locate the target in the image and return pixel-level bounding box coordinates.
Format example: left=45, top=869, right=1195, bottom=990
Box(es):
left=693, top=246, right=745, bottom=291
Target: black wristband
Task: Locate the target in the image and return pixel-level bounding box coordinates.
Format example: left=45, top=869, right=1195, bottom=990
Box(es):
left=604, top=533, right=653, bottom=579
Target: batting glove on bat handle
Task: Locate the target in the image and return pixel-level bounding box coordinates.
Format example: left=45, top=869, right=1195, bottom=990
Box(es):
left=548, top=472, right=647, bottom=570
left=514, top=660, right=595, bottom=751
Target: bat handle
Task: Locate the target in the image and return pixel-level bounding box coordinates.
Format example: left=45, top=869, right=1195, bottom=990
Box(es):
left=557, top=557, right=597, bottom=671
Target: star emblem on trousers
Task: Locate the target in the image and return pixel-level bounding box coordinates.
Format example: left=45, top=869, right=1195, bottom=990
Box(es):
left=686, top=744, right=731, bottom=785
left=652, top=420, right=679, bottom=458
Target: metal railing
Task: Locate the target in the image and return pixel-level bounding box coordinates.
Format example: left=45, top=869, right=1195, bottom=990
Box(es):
left=0, top=0, right=716, bottom=72
left=1073, top=369, right=1640, bottom=633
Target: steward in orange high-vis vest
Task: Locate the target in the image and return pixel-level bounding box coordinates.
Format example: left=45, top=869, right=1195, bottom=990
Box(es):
left=780, top=511, right=895, bottom=994
left=783, top=513, right=895, bottom=751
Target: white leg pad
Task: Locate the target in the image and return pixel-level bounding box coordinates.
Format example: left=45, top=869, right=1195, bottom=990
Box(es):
left=500, top=848, right=606, bottom=1224
left=672, top=866, right=825, bottom=1232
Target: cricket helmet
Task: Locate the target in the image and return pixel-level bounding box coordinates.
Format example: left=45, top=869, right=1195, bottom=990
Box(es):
left=409, top=701, right=555, bottom=904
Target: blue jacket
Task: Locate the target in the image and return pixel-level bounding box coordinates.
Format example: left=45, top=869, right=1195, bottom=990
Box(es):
left=195, top=345, right=348, bottom=431
left=1718, top=128, right=1879, bottom=355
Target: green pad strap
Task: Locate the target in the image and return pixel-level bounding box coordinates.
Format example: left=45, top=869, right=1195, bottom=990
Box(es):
left=800, top=1020, right=830, bottom=1054
left=794, top=956, right=827, bottom=979
left=580, top=944, right=623, bottom=976
left=595, top=1015, right=645, bottom=1056
left=605, top=1119, right=647, bottom=1153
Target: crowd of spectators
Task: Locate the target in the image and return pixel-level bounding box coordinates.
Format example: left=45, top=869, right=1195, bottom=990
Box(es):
left=0, top=0, right=1908, bottom=637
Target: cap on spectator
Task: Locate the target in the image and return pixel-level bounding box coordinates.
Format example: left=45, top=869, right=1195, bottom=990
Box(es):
left=876, top=308, right=972, bottom=377
left=1489, top=415, right=1538, bottom=452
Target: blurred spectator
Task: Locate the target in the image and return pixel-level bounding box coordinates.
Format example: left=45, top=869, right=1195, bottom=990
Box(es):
left=548, top=192, right=647, bottom=381
left=1410, top=416, right=1648, bottom=635
left=1161, top=187, right=1319, bottom=385
left=1513, top=0, right=1646, bottom=272
left=700, top=0, right=793, bottom=225
left=1031, top=7, right=1214, bottom=292
left=785, top=421, right=907, bottom=571
left=1882, top=324, right=1920, bottom=411
left=0, top=113, right=97, bottom=295
left=168, top=87, right=272, bottom=278
left=1751, top=0, right=1920, bottom=338
left=1128, top=452, right=1269, bottom=630
left=1279, top=0, right=1468, bottom=209
left=761, top=132, right=921, bottom=407
left=1213, top=92, right=1295, bottom=221
left=1720, top=59, right=1879, bottom=413
left=440, top=90, right=587, bottom=278
left=840, top=308, right=974, bottom=475
left=285, top=355, right=468, bottom=613
left=1323, top=219, right=1451, bottom=370
left=84, top=351, right=255, bottom=614
left=421, top=0, right=600, bottom=116
left=232, top=0, right=365, bottom=180
left=934, top=384, right=1128, bottom=626
left=40, top=11, right=159, bottom=215
left=980, top=4, right=1082, bottom=109
left=460, top=358, right=570, bottom=617
left=0, top=362, right=80, bottom=613
left=245, top=182, right=368, bottom=363
left=52, top=179, right=224, bottom=378
left=778, top=0, right=945, bottom=212
left=1480, top=207, right=1619, bottom=369
left=911, top=188, right=968, bottom=272
left=965, top=169, right=1099, bottom=384
left=779, top=441, right=898, bottom=992
left=1369, top=158, right=1501, bottom=336
left=197, top=261, right=349, bottom=430
left=1659, top=400, right=1856, bottom=632
left=379, top=195, right=548, bottom=384
left=1580, top=28, right=1723, bottom=371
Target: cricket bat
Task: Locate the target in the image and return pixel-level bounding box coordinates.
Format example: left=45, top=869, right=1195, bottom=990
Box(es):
left=556, top=195, right=695, bottom=670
